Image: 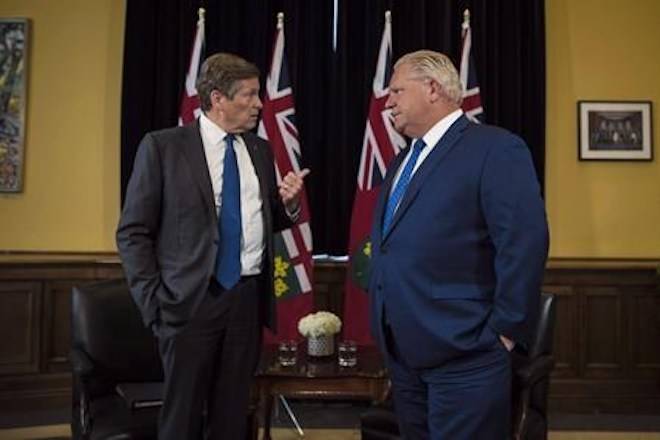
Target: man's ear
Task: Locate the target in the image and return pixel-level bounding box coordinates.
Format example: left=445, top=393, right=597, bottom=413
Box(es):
left=211, top=90, right=227, bottom=108
left=427, top=79, right=442, bottom=104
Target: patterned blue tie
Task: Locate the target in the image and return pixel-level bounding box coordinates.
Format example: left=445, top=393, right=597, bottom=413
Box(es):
left=382, top=139, right=426, bottom=234
left=215, top=134, right=242, bottom=290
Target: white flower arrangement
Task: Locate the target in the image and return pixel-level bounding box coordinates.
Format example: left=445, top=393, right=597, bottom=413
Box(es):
left=298, top=311, right=342, bottom=338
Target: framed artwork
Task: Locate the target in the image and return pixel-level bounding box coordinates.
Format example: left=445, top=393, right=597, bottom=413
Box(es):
left=0, top=18, right=29, bottom=192
left=578, top=101, right=653, bottom=161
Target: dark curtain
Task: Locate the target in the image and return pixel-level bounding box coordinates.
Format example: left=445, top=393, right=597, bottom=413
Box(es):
left=120, top=0, right=197, bottom=201
left=121, top=0, right=545, bottom=254
left=461, top=0, right=547, bottom=188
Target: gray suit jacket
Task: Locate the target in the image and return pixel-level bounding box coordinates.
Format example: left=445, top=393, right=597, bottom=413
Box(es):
left=116, top=120, right=291, bottom=332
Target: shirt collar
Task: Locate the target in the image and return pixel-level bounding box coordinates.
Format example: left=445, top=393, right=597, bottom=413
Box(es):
left=199, top=112, right=230, bottom=145
left=416, top=108, right=464, bottom=150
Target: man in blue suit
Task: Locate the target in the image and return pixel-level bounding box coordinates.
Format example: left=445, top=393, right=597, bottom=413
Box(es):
left=368, top=50, right=549, bottom=439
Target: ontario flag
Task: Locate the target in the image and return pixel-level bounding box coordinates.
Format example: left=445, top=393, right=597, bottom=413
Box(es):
left=343, top=11, right=406, bottom=345
left=459, top=9, right=484, bottom=123
left=178, top=8, right=205, bottom=126
left=258, top=13, right=314, bottom=344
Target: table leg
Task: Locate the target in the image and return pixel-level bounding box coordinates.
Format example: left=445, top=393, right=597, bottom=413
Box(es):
left=246, top=409, right=258, bottom=440
left=262, top=394, right=274, bottom=440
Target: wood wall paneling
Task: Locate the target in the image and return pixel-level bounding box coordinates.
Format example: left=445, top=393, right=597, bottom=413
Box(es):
left=0, top=255, right=123, bottom=410
left=42, top=281, right=83, bottom=373
left=582, top=287, right=623, bottom=379
left=0, top=254, right=658, bottom=413
left=629, top=288, right=660, bottom=379
left=543, top=285, right=579, bottom=378
left=0, top=282, right=41, bottom=375
left=313, top=262, right=347, bottom=317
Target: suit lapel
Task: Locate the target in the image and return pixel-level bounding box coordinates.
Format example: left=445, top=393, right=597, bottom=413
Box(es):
left=180, top=120, right=216, bottom=215
left=382, top=115, right=470, bottom=243
left=242, top=133, right=272, bottom=224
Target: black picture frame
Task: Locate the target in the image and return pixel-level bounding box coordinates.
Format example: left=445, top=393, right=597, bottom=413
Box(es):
left=577, top=100, right=653, bottom=161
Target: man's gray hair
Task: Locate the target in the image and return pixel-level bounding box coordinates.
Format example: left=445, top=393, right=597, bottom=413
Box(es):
left=394, top=50, right=463, bottom=106
left=196, top=53, right=260, bottom=111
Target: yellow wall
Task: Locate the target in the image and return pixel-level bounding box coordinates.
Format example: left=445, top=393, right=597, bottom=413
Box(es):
left=0, top=0, right=658, bottom=257
left=546, top=0, right=660, bottom=258
left=0, top=0, right=124, bottom=251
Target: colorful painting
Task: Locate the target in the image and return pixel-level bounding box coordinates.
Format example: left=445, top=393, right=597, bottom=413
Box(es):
left=0, top=19, right=28, bottom=192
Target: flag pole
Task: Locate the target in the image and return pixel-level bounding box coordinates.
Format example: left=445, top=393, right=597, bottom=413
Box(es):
left=264, top=9, right=310, bottom=434
left=460, top=9, right=471, bottom=92
left=343, top=6, right=405, bottom=345
left=459, top=7, right=485, bottom=122
left=178, top=6, right=206, bottom=125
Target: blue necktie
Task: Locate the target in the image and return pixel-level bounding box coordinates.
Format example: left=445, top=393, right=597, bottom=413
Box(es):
left=215, top=134, right=242, bottom=290
left=382, top=139, right=426, bottom=234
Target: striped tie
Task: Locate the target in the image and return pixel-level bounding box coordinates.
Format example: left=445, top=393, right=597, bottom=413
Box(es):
left=382, top=139, right=426, bottom=234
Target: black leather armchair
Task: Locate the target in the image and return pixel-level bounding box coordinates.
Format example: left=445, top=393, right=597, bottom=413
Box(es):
left=511, top=293, right=557, bottom=440
left=361, top=293, right=557, bottom=440
left=71, top=278, right=164, bottom=440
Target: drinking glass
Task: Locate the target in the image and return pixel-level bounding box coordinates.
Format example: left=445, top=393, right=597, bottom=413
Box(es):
left=338, top=340, right=357, bottom=367
left=278, top=340, right=298, bottom=366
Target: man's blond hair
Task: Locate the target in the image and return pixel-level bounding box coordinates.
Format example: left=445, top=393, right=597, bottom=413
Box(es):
left=394, top=50, right=463, bottom=106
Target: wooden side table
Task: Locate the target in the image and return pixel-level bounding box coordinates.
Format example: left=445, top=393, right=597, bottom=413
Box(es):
left=250, top=344, right=389, bottom=440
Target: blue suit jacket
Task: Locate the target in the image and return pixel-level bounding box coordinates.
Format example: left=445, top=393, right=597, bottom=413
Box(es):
left=368, top=115, right=549, bottom=369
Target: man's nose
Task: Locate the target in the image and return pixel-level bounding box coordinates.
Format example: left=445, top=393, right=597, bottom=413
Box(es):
left=385, top=93, right=394, bottom=108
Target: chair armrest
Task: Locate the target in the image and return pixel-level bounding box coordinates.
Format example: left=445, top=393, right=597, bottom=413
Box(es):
left=514, top=354, right=554, bottom=387
left=70, top=348, right=95, bottom=376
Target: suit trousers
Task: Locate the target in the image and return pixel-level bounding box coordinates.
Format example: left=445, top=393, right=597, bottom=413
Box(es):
left=155, top=277, right=261, bottom=440
left=384, top=325, right=511, bottom=440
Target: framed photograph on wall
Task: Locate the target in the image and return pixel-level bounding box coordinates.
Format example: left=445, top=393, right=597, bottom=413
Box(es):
left=0, top=18, right=29, bottom=192
left=578, top=100, right=653, bottom=161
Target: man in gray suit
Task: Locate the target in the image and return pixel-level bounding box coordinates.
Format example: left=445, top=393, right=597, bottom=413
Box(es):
left=117, top=53, right=308, bottom=439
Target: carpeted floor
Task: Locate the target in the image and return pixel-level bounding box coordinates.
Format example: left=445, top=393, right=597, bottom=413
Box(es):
left=1, top=400, right=659, bottom=439
left=1, top=426, right=660, bottom=440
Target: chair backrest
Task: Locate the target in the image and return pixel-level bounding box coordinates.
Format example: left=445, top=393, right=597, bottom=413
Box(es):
left=528, top=293, right=556, bottom=359
left=71, top=278, right=163, bottom=386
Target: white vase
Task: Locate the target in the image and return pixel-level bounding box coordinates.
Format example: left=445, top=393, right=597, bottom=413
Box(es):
left=307, top=335, right=334, bottom=357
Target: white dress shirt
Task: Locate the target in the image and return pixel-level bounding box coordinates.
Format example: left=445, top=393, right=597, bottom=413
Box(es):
left=389, top=109, right=464, bottom=198
left=199, top=113, right=264, bottom=276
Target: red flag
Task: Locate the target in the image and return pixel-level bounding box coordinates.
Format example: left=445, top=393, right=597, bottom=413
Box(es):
left=178, top=8, right=205, bottom=126
left=258, top=13, right=314, bottom=344
left=459, top=9, right=485, bottom=123
left=343, top=11, right=406, bottom=345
